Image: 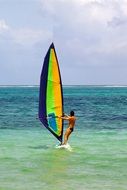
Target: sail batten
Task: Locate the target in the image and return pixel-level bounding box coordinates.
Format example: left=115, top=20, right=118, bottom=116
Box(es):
left=39, top=43, right=63, bottom=142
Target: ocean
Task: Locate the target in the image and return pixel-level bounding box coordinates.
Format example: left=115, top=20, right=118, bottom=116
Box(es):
left=0, top=86, right=127, bottom=190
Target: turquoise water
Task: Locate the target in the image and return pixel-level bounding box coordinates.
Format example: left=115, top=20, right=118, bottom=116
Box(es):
left=0, top=86, right=127, bottom=190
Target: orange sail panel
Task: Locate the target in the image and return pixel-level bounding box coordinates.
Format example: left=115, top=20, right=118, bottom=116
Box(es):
left=39, top=43, right=64, bottom=142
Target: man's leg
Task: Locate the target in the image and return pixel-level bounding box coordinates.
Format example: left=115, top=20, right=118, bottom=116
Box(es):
left=63, top=130, right=71, bottom=145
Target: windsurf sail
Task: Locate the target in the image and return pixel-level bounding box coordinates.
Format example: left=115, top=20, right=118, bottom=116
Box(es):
left=39, top=43, right=64, bottom=142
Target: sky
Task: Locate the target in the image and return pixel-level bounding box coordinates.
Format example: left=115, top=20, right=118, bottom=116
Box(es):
left=0, top=0, right=127, bottom=85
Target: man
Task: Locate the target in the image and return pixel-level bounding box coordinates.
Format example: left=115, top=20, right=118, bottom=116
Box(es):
left=59, top=110, right=76, bottom=145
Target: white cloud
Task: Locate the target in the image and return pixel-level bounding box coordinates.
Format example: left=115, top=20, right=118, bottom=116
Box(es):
left=11, top=28, right=52, bottom=46
left=0, top=19, right=52, bottom=46
left=0, top=19, right=9, bottom=32
left=39, top=0, right=127, bottom=68
left=1, top=0, right=127, bottom=84
left=121, top=0, right=127, bottom=16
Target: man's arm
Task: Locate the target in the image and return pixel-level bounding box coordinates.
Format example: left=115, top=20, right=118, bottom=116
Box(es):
left=59, top=114, right=69, bottom=120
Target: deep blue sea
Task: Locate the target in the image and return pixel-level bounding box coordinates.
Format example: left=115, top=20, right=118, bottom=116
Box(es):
left=0, top=86, right=127, bottom=190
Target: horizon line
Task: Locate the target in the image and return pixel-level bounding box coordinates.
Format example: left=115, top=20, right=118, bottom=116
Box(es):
left=0, top=84, right=127, bottom=87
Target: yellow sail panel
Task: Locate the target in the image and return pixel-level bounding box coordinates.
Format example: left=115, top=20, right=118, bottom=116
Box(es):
left=51, top=48, right=63, bottom=135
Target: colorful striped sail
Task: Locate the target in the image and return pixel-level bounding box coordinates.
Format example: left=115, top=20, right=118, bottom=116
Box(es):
left=39, top=43, right=64, bottom=142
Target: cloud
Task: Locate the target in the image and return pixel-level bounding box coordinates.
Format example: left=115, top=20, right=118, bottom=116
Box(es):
left=11, top=28, right=52, bottom=47
left=0, top=19, right=9, bottom=32
left=40, top=0, right=127, bottom=68
left=108, top=16, right=127, bottom=27
left=1, top=0, right=127, bottom=85
left=0, top=17, right=53, bottom=84
left=0, top=19, right=52, bottom=47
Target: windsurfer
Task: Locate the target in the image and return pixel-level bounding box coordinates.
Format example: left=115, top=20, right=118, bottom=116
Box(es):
left=59, top=110, right=76, bottom=145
